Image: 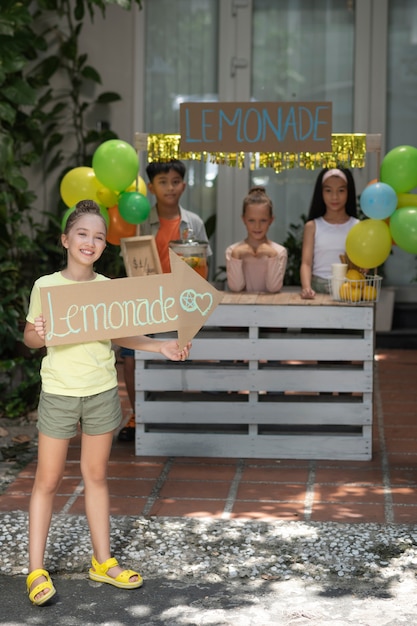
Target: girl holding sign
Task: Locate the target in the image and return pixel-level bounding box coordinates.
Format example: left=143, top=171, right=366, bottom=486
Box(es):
left=23, top=200, right=190, bottom=606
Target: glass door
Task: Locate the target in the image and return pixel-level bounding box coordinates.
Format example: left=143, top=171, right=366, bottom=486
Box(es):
left=136, top=0, right=414, bottom=285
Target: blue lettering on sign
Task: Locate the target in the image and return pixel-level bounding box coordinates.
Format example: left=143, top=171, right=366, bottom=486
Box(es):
left=262, top=108, right=282, bottom=141
left=184, top=109, right=200, bottom=143
left=313, top=105, right=329, bottom=141
left=219, top=109, right=242, bottom=140
left=298, top=106, right=313, bottom=140
left=243, top=108, right=262, bottom=142
left=182, top=102, right=331, bottom=148
left=283, top=107, right=297, bottom=140
left=201, top=109, right=215, bottom=142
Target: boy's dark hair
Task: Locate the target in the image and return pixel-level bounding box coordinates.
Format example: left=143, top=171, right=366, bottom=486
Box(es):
left=307, top=167, right=357, bottom=220
left=146, top=159, right=186, bottom=183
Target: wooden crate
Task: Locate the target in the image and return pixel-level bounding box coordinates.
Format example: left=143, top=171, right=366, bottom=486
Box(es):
left=134, top=292, right=375, bottom=460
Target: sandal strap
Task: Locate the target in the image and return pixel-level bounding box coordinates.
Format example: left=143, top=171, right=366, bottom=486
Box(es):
left=91, top=555, right=119, bottom=575
left=114, top=569, right=141, bottom=584
left=28, top=580, right=52, bottom=602
left=26, top=568, right=50, bottom=590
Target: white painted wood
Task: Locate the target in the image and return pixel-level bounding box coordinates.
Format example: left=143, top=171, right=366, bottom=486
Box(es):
left=134, top=294, right=374, bottom=460
left=135, top=402, right=371, bottom=425
left=135, top=432, right=371, bottom=461
left=205, top=304, right=374, bottom=329
left=136, top=369, right=372, bottom=392
left=137, top=337, right=373, bottom=361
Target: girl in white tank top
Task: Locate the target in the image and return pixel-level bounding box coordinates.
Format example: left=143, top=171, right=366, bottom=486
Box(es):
left=300, top=168, right=359, bottom=299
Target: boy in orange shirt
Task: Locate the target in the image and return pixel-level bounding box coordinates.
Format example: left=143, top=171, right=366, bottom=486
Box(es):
left=118, top=159, right=211, bottom=441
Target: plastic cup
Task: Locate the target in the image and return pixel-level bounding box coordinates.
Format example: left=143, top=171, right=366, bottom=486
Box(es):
left=331, top=263, right=348, bottom=299
left=331, top=263, right=348, bottom=278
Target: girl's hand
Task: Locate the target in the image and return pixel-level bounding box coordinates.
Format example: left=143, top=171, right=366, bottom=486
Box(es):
left=160, top=340, right=191, bottom=361
left=256, top=242, right=278, bottom=258
left=231, top=242, right=255, bottom=260
left=34, top=315, right=46, bottom=340
left=300, top=287, right=315, bottom=300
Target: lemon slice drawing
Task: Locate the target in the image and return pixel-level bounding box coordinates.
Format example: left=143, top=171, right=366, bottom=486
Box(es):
left=180, top=289, right=198, bottom=312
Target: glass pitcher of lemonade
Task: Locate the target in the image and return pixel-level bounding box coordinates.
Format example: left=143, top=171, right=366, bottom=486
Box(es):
left=169, top=236, right=208, bottom=279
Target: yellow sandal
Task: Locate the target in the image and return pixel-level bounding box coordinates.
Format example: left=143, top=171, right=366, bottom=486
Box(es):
left=89, top=556, right=143, bottom=589
left=26, top=568, right=56, bottom=606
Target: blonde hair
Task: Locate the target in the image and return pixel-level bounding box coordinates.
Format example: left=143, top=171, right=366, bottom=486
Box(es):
left=242, top=186, right=273, bottom=216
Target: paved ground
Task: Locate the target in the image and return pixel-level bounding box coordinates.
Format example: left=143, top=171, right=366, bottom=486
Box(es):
left=2, top=350, right=417, bottom=624
left=2, top=570, right=417, bottom=625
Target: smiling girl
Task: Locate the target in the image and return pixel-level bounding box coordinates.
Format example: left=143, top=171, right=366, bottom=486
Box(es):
left=300, top=168, right=359, bottom=299
left=225, top=187, right=287, bottom=293
left=23, top=200, right=190, bottom=605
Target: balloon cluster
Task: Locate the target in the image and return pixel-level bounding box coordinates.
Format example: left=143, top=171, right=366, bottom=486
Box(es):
left=346, top=145, right=417, bottom=268
left=60, top=140, right=151, bottom=245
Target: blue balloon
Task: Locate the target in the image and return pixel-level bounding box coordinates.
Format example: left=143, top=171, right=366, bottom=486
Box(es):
left=360, top=182, right=397, bottom=220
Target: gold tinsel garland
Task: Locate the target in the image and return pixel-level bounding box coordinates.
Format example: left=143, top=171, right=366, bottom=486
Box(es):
left=146, top=133, right=366, bottom=172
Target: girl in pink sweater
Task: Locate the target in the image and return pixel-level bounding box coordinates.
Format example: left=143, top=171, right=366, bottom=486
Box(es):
left=226, top=187, right=287, bottom=293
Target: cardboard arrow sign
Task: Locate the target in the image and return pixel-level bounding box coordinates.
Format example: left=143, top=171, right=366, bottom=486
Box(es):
left=40, top=249, right=222, bottom=348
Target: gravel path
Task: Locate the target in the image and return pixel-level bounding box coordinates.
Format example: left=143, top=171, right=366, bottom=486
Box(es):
left=2, top=511, right=417, bottom=595
left=3, top=419, right=417, bottom=624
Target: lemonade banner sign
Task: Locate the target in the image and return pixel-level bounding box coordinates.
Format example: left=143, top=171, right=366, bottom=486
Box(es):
left=40, top=250, right=222, bottom=348
left=179, top=101, right=333, bottom=153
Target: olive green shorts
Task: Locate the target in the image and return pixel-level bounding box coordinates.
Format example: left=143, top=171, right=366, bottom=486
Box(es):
left=37, top=387, right=122, bottom=439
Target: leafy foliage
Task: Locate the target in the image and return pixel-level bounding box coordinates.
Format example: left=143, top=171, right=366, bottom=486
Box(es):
left=0, top=0, right=142, bottom=418
left=282, top=215, right=307, bottom=286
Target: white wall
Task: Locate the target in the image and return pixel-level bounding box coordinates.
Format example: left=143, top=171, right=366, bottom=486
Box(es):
left=30, top=6, right=139, bottom=224
left=79, top=5, right=139, bottom=143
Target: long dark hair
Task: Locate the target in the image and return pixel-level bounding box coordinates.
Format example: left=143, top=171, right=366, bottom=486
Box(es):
left=307, top=167, right=357, bottom=220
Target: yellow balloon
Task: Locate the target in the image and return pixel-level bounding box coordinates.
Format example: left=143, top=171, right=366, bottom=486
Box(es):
left=60, top=167, right=101, bottom=207
left=97, top=187, right=119, bottom=208
left=397, top=193, right=417, bottom=209
left=345, top=219, right=392, bottom=269
left=125, top=176, right=147, bottom=196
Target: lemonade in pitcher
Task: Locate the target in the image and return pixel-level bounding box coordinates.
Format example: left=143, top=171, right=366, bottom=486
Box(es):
left=169, top=239, right=208, bottom=279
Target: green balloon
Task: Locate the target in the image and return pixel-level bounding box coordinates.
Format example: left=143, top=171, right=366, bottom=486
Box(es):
left=390, top=207, right=417, bottom=254
left=92, top=140, right=139, bottom=192
left=118, top=192, right=151, bottom=225
left=380, top=145, right=417, bottom=193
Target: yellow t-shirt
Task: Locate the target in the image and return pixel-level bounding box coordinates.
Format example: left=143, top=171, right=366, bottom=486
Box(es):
left=26, top=272, right=117, bottom=397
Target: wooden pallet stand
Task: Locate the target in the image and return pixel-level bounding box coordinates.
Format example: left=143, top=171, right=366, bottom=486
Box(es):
left=134, top=292, right=375, bottom=460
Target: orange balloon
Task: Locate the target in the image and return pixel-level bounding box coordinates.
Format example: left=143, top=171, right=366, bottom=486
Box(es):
left=367, top=178, right=379, bottom=186
left=106, top=204, right=136, bottom=245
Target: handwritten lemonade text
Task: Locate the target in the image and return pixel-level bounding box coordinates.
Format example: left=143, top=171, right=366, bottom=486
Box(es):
left=46, top=286, right=177, bottom=341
